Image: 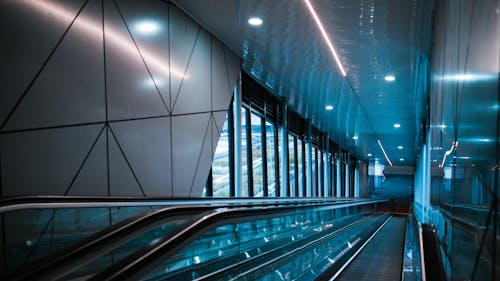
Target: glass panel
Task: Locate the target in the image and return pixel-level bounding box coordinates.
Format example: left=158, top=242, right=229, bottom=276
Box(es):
left=240, top=107, right=249, bottom=197
left=265, top=121, right=277, bottom=197
left=142, top=204, right=380, bottom=280
left=212, top=114, right=230, bottom=197
left=250, top=113, right=264, bottom=197
left=278, top=129, right=283, bottom=197
left=297, top=139, right=304, bottom=197
left=288, top=134, right=296, bottom=197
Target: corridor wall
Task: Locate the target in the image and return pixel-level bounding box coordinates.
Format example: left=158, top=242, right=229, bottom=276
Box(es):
left=0, top=0, right=240, bottom=197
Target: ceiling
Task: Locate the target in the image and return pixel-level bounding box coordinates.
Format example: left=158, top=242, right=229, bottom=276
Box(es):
left=173, top=0, right=435, bottom=166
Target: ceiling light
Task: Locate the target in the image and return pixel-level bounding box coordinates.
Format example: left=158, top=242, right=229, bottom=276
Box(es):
left=400, top=158, right=404, bottom=161
left=134, top=20, right=161, bottom=35
left=384, top=75, right=395, bottom=82
left=352, top=136, right=359, bottom=140
left=397, top=146, right=403, bottom=150
left=325, top=105, right=334, bottom=110
left=303, top=0, right=347, bottom=76
left=248, top=17, right=263, bottom=26
left=393, top=123, right=401, bottom=128
left=367, top=153, right=372, bottom=157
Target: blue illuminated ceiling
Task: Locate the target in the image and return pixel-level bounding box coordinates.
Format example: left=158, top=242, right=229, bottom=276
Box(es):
left=174, top=0, right=434, bottom=166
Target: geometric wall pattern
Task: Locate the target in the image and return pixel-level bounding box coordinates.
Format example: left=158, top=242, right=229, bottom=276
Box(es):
left=0, top=0, right=240, bottom=197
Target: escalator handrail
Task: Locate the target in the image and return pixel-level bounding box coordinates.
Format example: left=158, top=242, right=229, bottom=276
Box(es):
left=0, top=195, right=356, bottom=213
left=420, top=223, right=446, bottom=281
left=9, top=199, right=337, bottom=281
left=90, top=199, right=387, bottom=281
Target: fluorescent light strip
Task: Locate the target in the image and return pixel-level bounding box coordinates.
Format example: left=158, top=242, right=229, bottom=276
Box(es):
left=377, top=139, right=393, bottom=166
left=304, top=0, right=347, bottom=76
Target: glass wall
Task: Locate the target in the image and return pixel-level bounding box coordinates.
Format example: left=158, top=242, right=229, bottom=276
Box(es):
left=414, top=0, right=500, bottom=279
left=206, top=72, right=359, bottom=199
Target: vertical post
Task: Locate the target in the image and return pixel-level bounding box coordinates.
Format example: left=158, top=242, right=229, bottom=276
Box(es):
left=336, top=148, right=342, bottom=197
left=345, top=155, right=350, bottom=197
left=280, top=99, right=288, bottom=197
left=233, top=73, right=242, bottom=197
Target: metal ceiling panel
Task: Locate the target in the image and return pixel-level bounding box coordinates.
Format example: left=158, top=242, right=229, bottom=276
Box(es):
left=174, top=0, right=434, bottom=165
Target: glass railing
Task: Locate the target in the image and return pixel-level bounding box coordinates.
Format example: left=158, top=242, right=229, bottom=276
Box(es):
left=135, top=202, right=386, bottom=280
left=2, top=197, right=360, bottom=280
left=402, top=206, right=423, bottom=281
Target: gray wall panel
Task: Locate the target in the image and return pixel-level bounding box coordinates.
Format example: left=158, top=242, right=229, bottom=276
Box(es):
left=116, top=0, right=171, bottom=111
left=1, top=125, right=102, bottom=196
left=111, top=117, right=172, bottom=196
left=0, top=1, right=240, bottom=198
left=172, top=113, right=210, bottom=196
left=191, top=121, right=216, bottom=197
left=211, top=40, right=232, bottom=111
left=172, top=30, right=212, bottom=115
left=0, top=0, right=85, bottom=126
left=169, top=5, right=201, bottom=103
left=4, top=0, right=105, bottom=130
left=108, top=127, right=144, bottom=196
left=105, top=0, right=168, bottom=120
left=68, top=128, right=108, bottom=196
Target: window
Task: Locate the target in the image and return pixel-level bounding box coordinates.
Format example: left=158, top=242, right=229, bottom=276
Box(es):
left=241, top=107, right=249, bottom=197
left=251, top=112, right=264, bottom=197
left=212, top=114, right=231, bottom=197
left=288, top=134, right=296, bottom=197
left=297, top=138, right=305, bottom=197
left=266, top=121, right=277, bottom=197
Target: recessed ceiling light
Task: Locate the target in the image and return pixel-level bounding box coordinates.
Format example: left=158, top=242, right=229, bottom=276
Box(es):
left=325, top=105, right=334, bottom=110
left=352, top=136, right=359, bottom=140
left=397, top=146, right=403, bottom=150
left=248, top=17, right=263, bottom=26
left=367, top=153, right=372, bottom=157
left=134, top=20, right=161, bottom=35
left=393, top=123, right=401, bottom=128
left=384, top=75, right=395, bottom=82
left=400, top=158, right=404, bottom=161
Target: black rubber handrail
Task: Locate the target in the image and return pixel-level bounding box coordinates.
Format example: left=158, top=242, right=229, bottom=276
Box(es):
left=421, top=224, right=446, bottom=281
left=90, top=199, right=386, bottom=281
left=9, top=199, right=335, bottom=281
left=0, top=195, right=356, bottom=213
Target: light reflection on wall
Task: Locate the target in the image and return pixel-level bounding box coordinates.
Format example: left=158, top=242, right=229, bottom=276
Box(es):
left=24, top=0, right=187, bottom=80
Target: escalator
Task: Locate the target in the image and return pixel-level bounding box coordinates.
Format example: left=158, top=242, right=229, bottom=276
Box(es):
left=1, top=197, right=386, bottom=280
left=336, top=216, right=406, bottom=281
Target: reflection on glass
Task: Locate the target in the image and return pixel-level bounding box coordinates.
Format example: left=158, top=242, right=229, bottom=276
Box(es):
left=241, top=108, right=249, bottom=197
left=266, top=121, right=277, bottom=197
left=212, top=114, right=230, bottom=197
left=251, top=113, right=264, bottom=197
left=288, top=134, right=296, bottom=197
left=297, top=139, right=304, bottom=197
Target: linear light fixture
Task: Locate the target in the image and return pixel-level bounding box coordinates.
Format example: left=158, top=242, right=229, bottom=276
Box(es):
left=304, top=0, right=347, bottom=76
left=377, top=139, right=393, bottom=166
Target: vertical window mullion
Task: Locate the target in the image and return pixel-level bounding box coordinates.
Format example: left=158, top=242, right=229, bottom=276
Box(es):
left=228, top=100, right=235, bottom=197
left=302, top=138, right=307, bottom=197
